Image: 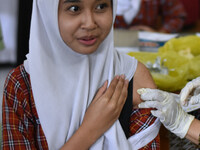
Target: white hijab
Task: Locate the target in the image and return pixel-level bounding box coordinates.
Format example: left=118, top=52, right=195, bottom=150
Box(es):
left=24, top=0, right=160, bottom=149
left=116, top=0, right=141, bottom=24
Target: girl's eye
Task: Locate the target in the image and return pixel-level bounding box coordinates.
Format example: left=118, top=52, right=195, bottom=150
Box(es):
left=68, top=6, right=80, bottom=12
left=96, top=3, right=108, bottom=10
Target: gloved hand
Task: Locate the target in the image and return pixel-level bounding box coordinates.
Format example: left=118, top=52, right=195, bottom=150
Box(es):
left=138, top=88, right=194, bottom=139
left=180, top=77, right=200, bottom=106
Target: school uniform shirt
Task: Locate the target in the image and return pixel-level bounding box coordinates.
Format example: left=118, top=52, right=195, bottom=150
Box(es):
left=2, top=64, right=160, bottom=150
left=114, top=0, right=187, bottom=33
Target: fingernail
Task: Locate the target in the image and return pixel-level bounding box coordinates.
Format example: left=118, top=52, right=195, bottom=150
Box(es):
left=137, top=88, right=146, bottom=95
left=115, top=75, right=119, bottom=79
left=121, top=74, right=125, bottom=79
left=104, top=80, right=108, bottom=86
left=125, top=79, right=129, bottom=84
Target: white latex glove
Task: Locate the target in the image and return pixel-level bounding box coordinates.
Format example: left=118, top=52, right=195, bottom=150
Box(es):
left=180, top=77, right=200, bottom=106
left=138, top=88, right=194, bottom=139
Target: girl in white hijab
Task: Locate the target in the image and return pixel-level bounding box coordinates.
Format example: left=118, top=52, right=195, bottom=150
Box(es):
left=2, top=0, right=160, bottom=149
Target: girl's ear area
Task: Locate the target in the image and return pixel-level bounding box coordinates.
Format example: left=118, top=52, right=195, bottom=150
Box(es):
left=58, top=0, right=62, bottom=12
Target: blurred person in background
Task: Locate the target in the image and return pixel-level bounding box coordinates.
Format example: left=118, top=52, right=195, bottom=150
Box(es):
left=114, top=0, right=187, bottom=33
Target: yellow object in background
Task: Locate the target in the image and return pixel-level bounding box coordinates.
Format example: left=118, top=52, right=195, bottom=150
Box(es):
left=159, top=35, right=200, bottom=81
left=159, top=35, right=200, bottom=56
left=128, top=35, right=200, bottom=92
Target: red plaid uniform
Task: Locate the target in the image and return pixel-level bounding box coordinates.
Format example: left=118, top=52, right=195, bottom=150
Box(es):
left=2, top=65, right=160, bottom=149
left=114, top=0, right=186, bottom=33
left=130, top=109, right=160, bottom=150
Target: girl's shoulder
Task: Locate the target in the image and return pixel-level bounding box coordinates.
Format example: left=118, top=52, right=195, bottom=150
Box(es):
left=4, top=64, right=31, bottom=91
left=3, top=64, right=32, bottom=107
left=132, top=61, right=156, bottom=106
left=133, top=61, right=156, bottom=89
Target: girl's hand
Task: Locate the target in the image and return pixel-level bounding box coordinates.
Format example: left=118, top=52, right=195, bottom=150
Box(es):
left=61, top=75, right=129, bottom=150
left=81, top=75, right=129, bottom=141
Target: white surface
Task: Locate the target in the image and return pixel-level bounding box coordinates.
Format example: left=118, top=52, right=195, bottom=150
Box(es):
left=139, top=31, right=178, bottom=41
left=0, top=50, right=16, bottom=63
left=116, top=47, right=139, bottom=54
left=196, top=33, right=200, bottom=37
left=0, top=0, right=19, bottom=64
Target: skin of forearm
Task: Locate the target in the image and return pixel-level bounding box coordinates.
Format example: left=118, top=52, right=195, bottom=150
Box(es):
left=185, top=119, right=200, bottom=145
left=60, top=125, right=101, bottom=150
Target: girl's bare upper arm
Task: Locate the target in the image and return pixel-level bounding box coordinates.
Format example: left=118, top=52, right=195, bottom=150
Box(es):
left=132, top=61, right=157, bottom=107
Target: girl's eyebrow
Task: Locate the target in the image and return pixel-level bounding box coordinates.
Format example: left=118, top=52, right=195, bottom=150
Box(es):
left=64, top=0, right=81, bottom=3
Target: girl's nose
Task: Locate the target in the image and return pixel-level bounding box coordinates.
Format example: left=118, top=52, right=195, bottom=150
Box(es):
left=81, top=11, right=97, bottom=30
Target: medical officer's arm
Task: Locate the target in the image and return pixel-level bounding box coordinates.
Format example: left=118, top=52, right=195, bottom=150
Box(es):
left=138, top=88, right=200, bottom=145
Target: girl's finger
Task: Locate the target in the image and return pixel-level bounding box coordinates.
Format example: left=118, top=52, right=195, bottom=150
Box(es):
left=110, top=75, right=125, bottom=103
left=93, top=80, right=108, bottom=101
left=117, top=79, right=129, bottom=106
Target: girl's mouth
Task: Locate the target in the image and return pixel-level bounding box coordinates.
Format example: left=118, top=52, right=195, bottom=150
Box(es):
left=78, top=37, right=97, bottom=46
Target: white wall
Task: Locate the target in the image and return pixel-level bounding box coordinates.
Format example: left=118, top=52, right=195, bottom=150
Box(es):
left=0, top=0, right=19, bottom=63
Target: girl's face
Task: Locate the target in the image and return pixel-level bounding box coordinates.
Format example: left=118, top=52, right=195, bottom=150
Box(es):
left=58, top=0, right=113, bottom=54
